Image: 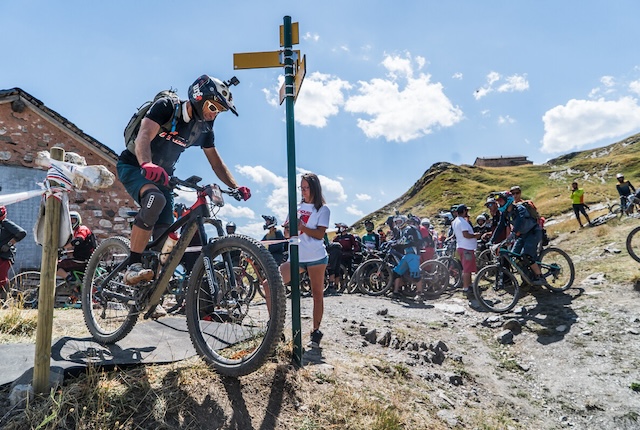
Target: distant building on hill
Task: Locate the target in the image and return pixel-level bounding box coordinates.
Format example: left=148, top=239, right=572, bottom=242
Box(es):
left=474, top=155, right=533, bottom=168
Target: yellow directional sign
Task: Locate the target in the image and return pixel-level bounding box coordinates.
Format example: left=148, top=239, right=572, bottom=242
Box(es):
left=279, top=22, right=299, bottom=46
left=294, top=54, right=306, bottom=102
left=233, top=51, right=282, bottom=70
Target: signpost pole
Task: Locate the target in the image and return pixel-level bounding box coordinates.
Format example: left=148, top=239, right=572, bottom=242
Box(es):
left=283, top=15, right=302, bottom=367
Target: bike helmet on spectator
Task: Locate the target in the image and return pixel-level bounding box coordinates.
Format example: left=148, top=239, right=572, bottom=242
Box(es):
left=485, top=197, right=497, bottom=207
left=617, top=173, right=625, bottom=180
left=69, top=211, right=81, bottom=229
left=408, top=215, right=421, bottom=225
left=262, top=215, right=277, bottom=230
left=495, top=191, right=514, bottom=213
left=421, top=218, right=431, bottom=227
left=476, top=214, right=486, bottom=225
left=364, top=220, right=374, bottom=232
left=226, top=222, right=237, bottom=234
left=393, top=215, right=408, bottom=229
left=335, top=223, right=349, bottom=233
left=0, top=206, right=6, bottom=221
left=188, top=75, right=238, bottom=119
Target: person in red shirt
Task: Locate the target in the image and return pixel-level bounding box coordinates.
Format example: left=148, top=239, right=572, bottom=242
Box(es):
left=56, top=211, right=96, bottom=283
left=419, top=218, right=436, bottom=263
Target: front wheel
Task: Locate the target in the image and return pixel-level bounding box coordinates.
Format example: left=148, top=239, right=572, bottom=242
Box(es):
left=539, top=247, right=575, bottom=292
left=185, top=235, right=285, bottom=377
left=438, top=256, right=462, bottom=290
left=473, top=264, right=520, bottom=313
left=355, top=259, right=393, bottom=296
left=7, top=271, right=41, bottom=308
left=82, top=236, right=139, bottom=344
left=626, top=226, right=640, bottom=264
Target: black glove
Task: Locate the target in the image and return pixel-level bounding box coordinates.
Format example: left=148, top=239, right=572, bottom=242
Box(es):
left=71, top=238, right=82, bottom=247
left=0, top=244, right=11, bottom=253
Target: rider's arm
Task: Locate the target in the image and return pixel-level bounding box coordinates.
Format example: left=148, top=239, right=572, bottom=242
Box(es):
left=134, top=117, right=161, bottom=165
left=299, top=223, right=327, bottom=240
left=631, top=182, right=636, bottom=193
left=203, top=147, right=239, bottom=189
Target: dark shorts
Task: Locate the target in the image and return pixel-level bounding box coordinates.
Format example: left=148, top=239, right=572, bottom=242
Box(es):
left=457, top=248, right=477, bottom=274
left=116, top=161, right=175, bottom=225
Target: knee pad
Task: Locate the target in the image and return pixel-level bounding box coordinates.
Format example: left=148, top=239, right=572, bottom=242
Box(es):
left=134, top=189, right=166, bottom=231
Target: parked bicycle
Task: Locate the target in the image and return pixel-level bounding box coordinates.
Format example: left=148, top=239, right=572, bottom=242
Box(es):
left=82, top=175, right=285, bottom=377
left=472, top=242, right=575, bottom=313
left=436, top=238, right=462, bottom=290
left=353, top=241, right=448, bottom=299
left=625, top=225, right=640, bottom=263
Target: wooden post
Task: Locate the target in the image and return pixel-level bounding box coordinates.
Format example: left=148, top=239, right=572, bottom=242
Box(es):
left=33, top=147, right=64, bottom=394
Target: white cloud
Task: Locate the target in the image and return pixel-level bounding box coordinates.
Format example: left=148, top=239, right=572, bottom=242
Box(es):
left=541, top=97, right=640, bottom=153
left=601, top=76, right=615, bottom=87
left=474, top=71, right=529, bottom=100
left=452, top=72, right=463, bottom=80
left=356, top=193, right=371, bottom=201
left=344, top=53, right=463, bottom=142
left=629, top=80, right=640, bottom=95
left=498, top=115, right=515, bottom=125
left=235, top=165, right=347, bottom=224
left=303, top=32, right=319, bottom=42
left=292, top=72, right=352, bottom=127
left=346, top=205, right=364, bottom=217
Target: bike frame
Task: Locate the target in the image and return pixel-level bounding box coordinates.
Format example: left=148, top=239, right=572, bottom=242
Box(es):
left=497, top=247, right=556, bottom=286
left=98, top=177, right=238, bottom=318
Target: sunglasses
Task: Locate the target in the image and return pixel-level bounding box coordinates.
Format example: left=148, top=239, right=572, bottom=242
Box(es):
left=204, top=99, right=228, bottom=114
left=512, top=191, right=521, bottom=195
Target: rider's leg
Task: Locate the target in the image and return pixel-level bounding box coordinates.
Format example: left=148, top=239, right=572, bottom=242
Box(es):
left=573, top=204, right=583, bottom=227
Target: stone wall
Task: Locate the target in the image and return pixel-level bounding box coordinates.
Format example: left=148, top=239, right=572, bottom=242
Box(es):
left=0, top=96, right=135, bottom=272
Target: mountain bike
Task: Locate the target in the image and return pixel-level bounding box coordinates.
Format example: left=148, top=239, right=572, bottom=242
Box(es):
left=354, top=241, right=448, bottom=298
left=472, top=243, right=575, bottom=313
left=82, top=175, right=285, bottom=377
left=625, top=225, right=640, bottom=263
left=436, top=239, right=462, bottom=290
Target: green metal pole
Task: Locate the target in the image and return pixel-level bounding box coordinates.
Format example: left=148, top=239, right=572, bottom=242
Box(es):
left=283, top=15, right=302, bottom=367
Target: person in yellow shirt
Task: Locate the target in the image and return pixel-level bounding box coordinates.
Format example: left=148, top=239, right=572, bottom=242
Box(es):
left=570, top=181, right=591, bottom=228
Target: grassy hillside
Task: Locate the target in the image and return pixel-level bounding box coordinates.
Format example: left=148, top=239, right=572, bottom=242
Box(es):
left=352, top=132, right=640, bottom=234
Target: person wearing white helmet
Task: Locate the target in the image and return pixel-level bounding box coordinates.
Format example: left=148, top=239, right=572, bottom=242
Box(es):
left=615, top=173, right=636, bottom=212
left=56, top=211, right=96, bottom=286
left=116, top=75, right=252, bottom=290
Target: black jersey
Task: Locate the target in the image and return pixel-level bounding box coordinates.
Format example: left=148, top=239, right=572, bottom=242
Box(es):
left=119, top=97, right=215, bottom=175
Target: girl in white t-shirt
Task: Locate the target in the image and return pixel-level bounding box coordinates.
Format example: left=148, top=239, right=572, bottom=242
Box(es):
left=266, top=173, right=330, bottom=349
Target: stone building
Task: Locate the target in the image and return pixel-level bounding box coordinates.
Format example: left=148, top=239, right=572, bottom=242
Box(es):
left=0, top=88, right=135, bottom=272
left=473, top=155, right=533, bottom=168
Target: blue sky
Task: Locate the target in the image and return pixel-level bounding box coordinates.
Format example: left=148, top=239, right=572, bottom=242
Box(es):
left=4, top=1, right=640, bottom=239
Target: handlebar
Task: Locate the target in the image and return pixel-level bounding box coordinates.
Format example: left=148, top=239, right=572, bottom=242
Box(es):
left=169, top=176, right=243, bottom=201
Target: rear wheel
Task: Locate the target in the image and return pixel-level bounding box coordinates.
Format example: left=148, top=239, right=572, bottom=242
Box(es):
left=186, top=235, right=285, bottom=377
left=356, top=259, right=393, bottom=296
left=7, top=271, right=41, bottom=308
left=438, top=256, right=462, bottom=290
left=476, top=249, right=493, bottom=271
left=539, top=247, right=575, bottom=292
left=473, top=264, right=520, bottom=313
left=419, top=260, right=448, bottom=299
left=82, top=237, right=139, bottom=344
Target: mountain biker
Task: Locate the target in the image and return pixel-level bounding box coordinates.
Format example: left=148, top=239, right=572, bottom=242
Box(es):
left=390, top=214, right=425, bottom=303
left=333, top=222, right=360, bottom=272
left=616, top=173, right=637, bottom=211
left=419, top=218, right=436, bottom=263
left=490, top=191, right=545, bottom=285
left=570, top=181, right=592, bottom=228
left=378, top=228, right=387, bottom=243
left=261, top=215, right=286, bottom=265
left=0, top=206, right=26, bottom=301
left=56, top=211, right=95, bottom=286
left=116, top=75, right=251, bottom=287
left=482, top=196, right=509, bottom=243
left=361, top=220, right=380, bottom=252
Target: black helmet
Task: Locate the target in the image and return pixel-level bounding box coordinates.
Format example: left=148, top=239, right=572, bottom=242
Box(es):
left=262, top=215, right=277, bottom=230
left=69, top=211, right=81, bottom=229
left=188, top=75, right=238, bottom=119
left=364, top=220, right=374, bottom=232
left=226, top=222, right=236, bottom=233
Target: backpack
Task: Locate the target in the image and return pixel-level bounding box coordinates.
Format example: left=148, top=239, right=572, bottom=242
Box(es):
left=124, top=90, right=181, bottom=153
left=516, top=200, right=541, bottom=223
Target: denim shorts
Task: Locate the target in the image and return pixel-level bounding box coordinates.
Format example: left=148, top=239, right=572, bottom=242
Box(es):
left=116, top=161, right=175, bottom=225
left=299, top=256, right=328, bottom=269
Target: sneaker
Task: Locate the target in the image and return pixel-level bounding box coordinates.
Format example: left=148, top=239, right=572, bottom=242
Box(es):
left=324, top=287, right=337, bottom=297
left=391, top=291, right=402, bottom=300
left=150, top=304, right=167, bottom=319
left=532, top=276, right=547, bottom=286
left=415, top=294, right=424, bottom=304
left=307, top=329, right=323, bottom=349
left=123, top=263, right=154, bottom=285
